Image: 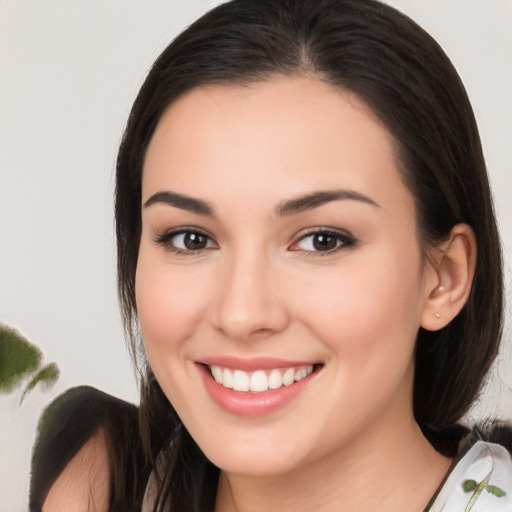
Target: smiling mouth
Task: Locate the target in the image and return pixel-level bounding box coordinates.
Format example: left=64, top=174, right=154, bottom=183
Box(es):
left=207, top=364, right=319, bottom=393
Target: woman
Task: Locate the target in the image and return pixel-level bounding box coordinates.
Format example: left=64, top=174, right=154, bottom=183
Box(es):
left=30, top=0, right=512, bottom=511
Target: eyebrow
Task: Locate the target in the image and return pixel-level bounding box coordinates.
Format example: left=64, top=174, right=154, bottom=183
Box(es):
left=143, top=188, right=379, bottom=217
left=276, top=189, right=380, bottom=217
left=143, top=191, right=214, bottom=216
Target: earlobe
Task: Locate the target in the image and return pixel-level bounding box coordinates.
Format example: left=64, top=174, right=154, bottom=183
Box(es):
left=421, top=223, right=477, bottom=332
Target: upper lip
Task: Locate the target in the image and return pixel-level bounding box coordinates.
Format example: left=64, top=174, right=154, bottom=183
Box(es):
left=197, top=356, right=320, bottom=372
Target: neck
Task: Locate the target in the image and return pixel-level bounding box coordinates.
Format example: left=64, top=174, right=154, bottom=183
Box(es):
left=214, top=414, right=451, bottom=512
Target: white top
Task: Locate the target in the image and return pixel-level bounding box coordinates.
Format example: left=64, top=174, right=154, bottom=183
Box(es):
left=428, top=441, right=512, bottom=512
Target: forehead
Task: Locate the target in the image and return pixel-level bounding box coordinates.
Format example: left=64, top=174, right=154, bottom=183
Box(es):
left=142, top=77, right=413, bottom=218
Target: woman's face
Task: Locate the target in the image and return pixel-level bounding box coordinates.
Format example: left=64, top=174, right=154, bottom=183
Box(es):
left=136, top=78, right=436, bottom=476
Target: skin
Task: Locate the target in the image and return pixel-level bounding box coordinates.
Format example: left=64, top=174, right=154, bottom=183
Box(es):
left=42, top=429, right=110, bottom=512
left=136, top=77, right=471, bottom=512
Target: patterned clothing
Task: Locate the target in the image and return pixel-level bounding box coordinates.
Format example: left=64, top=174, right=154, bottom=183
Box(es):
left=426, top=440, right=512, bottom=512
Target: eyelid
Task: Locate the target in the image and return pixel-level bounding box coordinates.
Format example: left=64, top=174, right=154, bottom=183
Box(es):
left=289, top=228, right=357, bottom=255
left=154, top=227, right=218, bottom=254
left=153, top=226, right=355, bottom=256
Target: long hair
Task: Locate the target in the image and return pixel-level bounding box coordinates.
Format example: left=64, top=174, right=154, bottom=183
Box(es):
left=115, top=0, right=503, bottom=509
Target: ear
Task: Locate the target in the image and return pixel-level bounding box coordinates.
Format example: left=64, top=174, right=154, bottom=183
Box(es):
left=420, top=223, right=477, bottom=331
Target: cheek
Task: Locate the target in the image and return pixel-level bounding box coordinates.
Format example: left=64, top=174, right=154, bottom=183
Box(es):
left=292, top=249, right=424, bottom=364
left=297, top=253, right=424, bottom=433
left=134, top=258, right=210, bottom=361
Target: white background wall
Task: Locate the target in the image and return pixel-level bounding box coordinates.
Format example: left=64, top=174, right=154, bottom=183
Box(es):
left=0, top=1, right=510, bottom=510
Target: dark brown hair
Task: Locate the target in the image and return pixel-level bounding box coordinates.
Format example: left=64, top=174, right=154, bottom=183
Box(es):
left=115, top=0, right=503, bottom=509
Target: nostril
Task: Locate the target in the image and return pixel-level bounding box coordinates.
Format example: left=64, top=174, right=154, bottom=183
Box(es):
left=251, top=327, right=274, bottom=336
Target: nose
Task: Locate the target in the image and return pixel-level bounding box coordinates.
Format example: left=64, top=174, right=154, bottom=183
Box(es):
left=211, top=249, right=290, bottom=342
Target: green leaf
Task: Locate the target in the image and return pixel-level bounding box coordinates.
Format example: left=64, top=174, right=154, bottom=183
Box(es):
left=0, top=324, right=41, bottom=393
left=462, top=480, right=477, bottom=492
left=487, top=485, right=506, bottom=498
left=34, top=387, right=81, bottom=439
left=20, top=362, right=60, bottom=403
left=465, top=472, right=491, bottom=512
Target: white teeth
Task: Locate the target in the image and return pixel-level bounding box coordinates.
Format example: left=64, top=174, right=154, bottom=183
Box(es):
left=250, top=370, right=268, bottom=392
left=282, top=368, right=295, bottom=386
left=209, top=364, right=315, bottom=393
left=222, top=368, right=233, bottom=389
left=295, top=366, right=313, bottom=381
left=233, top=370, right=250, bottom=392
left=268, top=369, right=282, bottom=389
left=211, top=365, right=223, bottom=384
left=294, top=368, right=307, bottom=381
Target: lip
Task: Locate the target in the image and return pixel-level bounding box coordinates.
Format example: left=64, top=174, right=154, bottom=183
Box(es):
left=198, top=355, right=317, bottom=372
left=196, top=359, right=320, bottom=417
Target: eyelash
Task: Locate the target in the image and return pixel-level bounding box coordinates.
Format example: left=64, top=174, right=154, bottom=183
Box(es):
left=290, top=229, right=356, bottom=256
left=154, top=228, right=356, bottom=256
left=154, top=228, right=217, bottom=255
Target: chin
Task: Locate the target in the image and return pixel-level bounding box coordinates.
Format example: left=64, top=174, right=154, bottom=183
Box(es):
left=209, top=450, right=299, bottom=477
left=190, top=425, right=314, bottom=477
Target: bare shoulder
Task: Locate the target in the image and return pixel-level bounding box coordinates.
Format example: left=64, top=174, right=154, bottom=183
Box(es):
left=31, top=386, right=147, bottom=512
left=42, top=428, right=110, bottom=512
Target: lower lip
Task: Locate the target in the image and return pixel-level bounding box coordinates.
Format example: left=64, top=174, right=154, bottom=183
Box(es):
left=198, top=364, right=317, bottom=417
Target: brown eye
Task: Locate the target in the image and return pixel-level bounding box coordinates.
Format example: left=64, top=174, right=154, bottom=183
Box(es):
left=182, top=232, right=208, bottom=250
left=290, top=230, right=356, bottom=254
left=311, top=233, right=338, bottom=251
left=155, top=230, right=216, bottom=253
